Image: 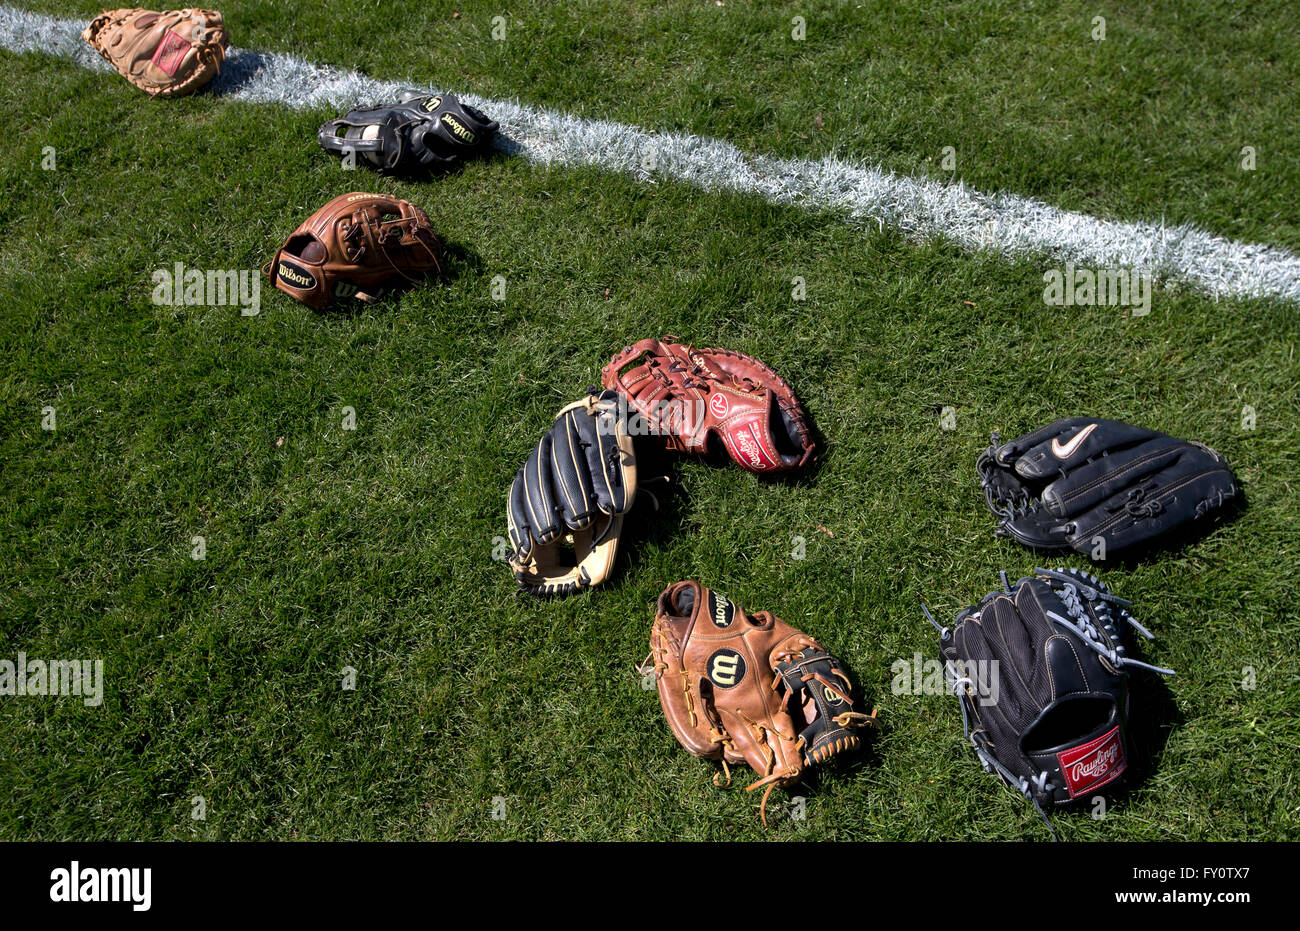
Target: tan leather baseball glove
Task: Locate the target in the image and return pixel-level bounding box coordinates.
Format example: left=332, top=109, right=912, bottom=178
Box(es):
left=266, top=192, right=444, bottom=309
left=646, top=580, right=876, bottom=824
left=82, top=8, right=229, bottom=98
left=602, top=337, right=815, bottom=475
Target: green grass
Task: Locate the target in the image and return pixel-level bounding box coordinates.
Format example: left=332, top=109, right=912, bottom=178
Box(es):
left=0, top=1, right=1297, bottom=840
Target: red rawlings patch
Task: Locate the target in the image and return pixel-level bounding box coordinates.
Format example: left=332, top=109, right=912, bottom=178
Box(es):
left=150, top=30, right=191, bottom=77
left=726, top=421, right=779, bottom=472
left=1057, top=725, right=1126, bottom=798
left=708, top=391, right=730, bottom=419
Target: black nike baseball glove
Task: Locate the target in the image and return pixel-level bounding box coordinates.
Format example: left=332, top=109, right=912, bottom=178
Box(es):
left=978, top=418, right=1238, bottom=558
left=925, top=568, right=1173, bottom=835
left=318, top=91, right=498, bottom=174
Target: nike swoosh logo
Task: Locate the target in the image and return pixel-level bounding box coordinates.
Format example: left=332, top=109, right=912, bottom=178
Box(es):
left=1052, top=423, right=1098, bottom=459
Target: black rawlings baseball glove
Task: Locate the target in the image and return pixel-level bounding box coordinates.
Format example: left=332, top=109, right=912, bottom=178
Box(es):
left=318, top=91, right=498, bottom=174
left=507, top=389, right=641, bottom=597
left=924, top=568, right=1173, bottom=836
left=978, top=418, right=1238, bottom=558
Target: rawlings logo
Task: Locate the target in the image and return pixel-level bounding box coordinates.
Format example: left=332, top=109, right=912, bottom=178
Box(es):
left=708, top=392, right=730, bottom=418
left=276, top=260, right=315, bottom=290
left=728, top=423, right=778, bottom=472
left=441, top=113, right=477, bottom=144
left=1070, top=742, right=1121, bottom=782
left=150, top=30, right=190, bottom=77
left=1057, top=724, right=1126, bottom=797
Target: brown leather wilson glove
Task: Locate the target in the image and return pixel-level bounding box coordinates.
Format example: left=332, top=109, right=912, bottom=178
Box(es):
left=646, top=581, right=876, bottom=824
left=82, top=8, right=229, bottom=98
left=602, top=337, right=815, bottom=475
left=266, top=192, right=443, bottom=309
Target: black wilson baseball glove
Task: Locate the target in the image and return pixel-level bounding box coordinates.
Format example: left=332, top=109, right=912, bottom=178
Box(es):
left=319, top=91, right=498, bottom=174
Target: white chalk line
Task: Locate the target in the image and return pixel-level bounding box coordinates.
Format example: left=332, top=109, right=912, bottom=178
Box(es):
left=3, top=3, right=1298, bottom=305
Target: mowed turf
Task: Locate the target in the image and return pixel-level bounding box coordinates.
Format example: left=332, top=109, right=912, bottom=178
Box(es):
left=0, top=1, right=1297, bottom=840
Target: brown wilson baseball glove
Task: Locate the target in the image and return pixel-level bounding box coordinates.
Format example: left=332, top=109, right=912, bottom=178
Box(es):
left=82, top=8, right=229, bottom=98
left=647, top=581, right=876, bottom=824
left=602, top=337, right=815, bottom=475
left=266, top=192, right=443, bottom=309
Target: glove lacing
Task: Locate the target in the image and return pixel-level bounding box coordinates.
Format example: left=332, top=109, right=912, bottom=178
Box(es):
left=1113, top=482, right=1164, bottom=519
left=977, top=435, right=1038, bottom=524
left=734, top=711, right=799, bottom=828
left=347, top=210, right=441, bottom=290
left=1035, top=568, right=1175, bottom=677
left=640, top=643, right=740, bottom=793
left=971, top=731, right=1058, bottom=839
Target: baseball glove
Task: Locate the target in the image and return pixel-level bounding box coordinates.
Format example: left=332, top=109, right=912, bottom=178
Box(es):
left=924, top=567, right=1173, bottom=836
left=978, top=417, right=1238, bottom=558
left=647, top=580, right=876, bottom=824
left=318, top=91, right=499, bottom=174
left=265, top=192, right=443, bottom=309
left=82, top=8, right=229, bottom=98
left=507, top=389, right=640, bottom=597
left=601, top=337, right=815, bottom=475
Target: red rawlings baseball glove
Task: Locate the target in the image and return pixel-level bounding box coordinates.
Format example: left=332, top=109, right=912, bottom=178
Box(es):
left=601, top=337, right=815, bottom=475
left=266, top=192, right=443, bottom=309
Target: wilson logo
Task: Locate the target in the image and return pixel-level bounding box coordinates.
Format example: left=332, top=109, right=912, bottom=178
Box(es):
left=422, top=95, right=442, bottom=112
left=276, top=260, right=315, bottom=289
left=708, top=592, right=735, bottom=628
left=707, top=650, right=745, bottom=688
left=441, top=113, right=476, bottom=144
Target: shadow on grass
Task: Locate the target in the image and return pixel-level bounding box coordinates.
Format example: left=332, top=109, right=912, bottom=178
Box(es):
left=269, top=237, right=481, bottom=318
